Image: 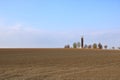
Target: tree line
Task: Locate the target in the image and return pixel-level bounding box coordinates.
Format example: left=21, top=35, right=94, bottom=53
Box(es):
left=64, top=42, right=108, bottom=49
left=64, top=37, right=110, bottom=49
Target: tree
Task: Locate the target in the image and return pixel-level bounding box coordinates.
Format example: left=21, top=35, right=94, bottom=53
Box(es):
left=118, top=47, right=120, bottom=50
left=81, top=37, right=84, bottom=48
left=73, top=42, right=77, bottom=48
left=98, top=43, right=103, bottom=49
left=64, top=44, right=70, bottom=48
left=77, top=42, right=80, bottom=48
left=84, top=44, right=88, bottom=48
left=64, top=45, right=66, bottom=48
left=93, top=43, right=97, bottom=49
left=88, top=45, right=92, bottom=49
left=112, top=47, right=115, bottom=50
left=104, top=45, right=108, bottom=49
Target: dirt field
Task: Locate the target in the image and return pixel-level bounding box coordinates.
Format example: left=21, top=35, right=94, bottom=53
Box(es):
left=0, top=48, right=120, bottom=80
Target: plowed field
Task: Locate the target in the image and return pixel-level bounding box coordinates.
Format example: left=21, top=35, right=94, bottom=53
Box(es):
left=0, top=49, right=120, bottom=80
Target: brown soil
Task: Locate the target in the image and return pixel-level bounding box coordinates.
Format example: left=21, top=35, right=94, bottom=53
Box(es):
left=0, top=48, right=120, bottom=80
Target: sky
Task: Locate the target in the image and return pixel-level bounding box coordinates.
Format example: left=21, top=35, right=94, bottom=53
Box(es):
left=0, top=0, right=120, bottom=48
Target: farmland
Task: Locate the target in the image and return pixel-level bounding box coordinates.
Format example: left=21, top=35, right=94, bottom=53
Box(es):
left=0, top=48, right=120, bottom=80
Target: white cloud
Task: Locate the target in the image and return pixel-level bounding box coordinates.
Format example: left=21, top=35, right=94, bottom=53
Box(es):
left=0, top=21, right=72, bottom=48
left=0, top=19, right=120, bottom=48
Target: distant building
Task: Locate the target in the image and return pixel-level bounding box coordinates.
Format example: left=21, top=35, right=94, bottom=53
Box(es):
left=81, top=37, right=84, bottom=48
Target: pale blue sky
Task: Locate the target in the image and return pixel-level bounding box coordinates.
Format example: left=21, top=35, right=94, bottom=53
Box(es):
left=0, top=0, right=120, bottom=48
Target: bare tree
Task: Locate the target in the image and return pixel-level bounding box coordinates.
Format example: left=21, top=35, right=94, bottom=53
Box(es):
left=98, top=43, right=103, bottom=49
left=118, top=47, right=120, bottom=50
left=84, top=44, right=88, bottom=48
left=112, top=47, right=115, bottom=50
left=104, top=45, right=108, bottom=49
left=77, top=42, right=80, bottom=48
left=88, top=45, right=92, bottom=49
left=64, top=44, right=70, bottom=48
